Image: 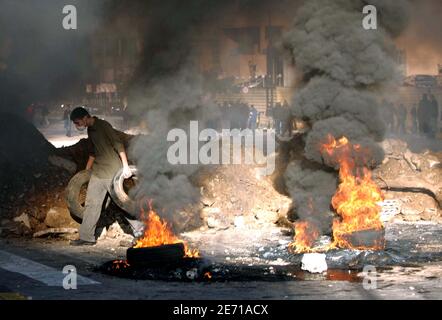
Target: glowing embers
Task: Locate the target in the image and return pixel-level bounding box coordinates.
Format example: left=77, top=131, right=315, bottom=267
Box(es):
left=289, top=135, right=386, bottom=253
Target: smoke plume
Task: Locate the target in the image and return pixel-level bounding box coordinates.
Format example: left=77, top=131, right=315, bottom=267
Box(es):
left=108, top=0, right=229, bottom=227
left=0, top=0, right=104, bottom=113
left=283, top=0, right=411, bottom=233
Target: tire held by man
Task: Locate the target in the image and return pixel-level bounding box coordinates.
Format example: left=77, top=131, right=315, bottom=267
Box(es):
left=110, top=165, right=139, bottom=218
left=65, top=169, right=92, bottom=220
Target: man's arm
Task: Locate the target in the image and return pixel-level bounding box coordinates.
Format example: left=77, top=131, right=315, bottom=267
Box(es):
left=86, top=156, right=95, bottom=170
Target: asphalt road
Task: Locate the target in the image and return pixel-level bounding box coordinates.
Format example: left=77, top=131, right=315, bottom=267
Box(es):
left=0, top=238, right=441, bottom=300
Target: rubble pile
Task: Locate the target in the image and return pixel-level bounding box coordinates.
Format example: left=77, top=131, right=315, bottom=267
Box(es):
left=0, top=113, right=75, bottom=237
left=374, top=139, right=442, bottom=223
left=196, top=163, right=292, bottom=230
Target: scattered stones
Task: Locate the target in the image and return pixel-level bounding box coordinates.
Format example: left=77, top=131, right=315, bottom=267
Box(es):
left=44, top=207, right=79, bottom=228
left=254, top=209, right=278, bottom=223
left=207, top=217, right=221, bottom=229
left=106, top=222, right=126, bottom=239
left=13, top=213, right=31, bottom=229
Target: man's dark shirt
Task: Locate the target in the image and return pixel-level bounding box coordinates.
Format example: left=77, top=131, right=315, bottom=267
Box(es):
left=88, top=117, right=124, bottom=179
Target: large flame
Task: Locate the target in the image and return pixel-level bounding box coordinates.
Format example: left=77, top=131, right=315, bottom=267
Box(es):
left=134, top=201, right=199, bottom=258
left=289, top=135, right=385, bottom=253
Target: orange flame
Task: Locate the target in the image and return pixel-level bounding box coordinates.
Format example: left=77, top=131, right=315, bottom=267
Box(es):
left=204, top=272, right=212, bottom=280
left=321, top=135, right=384, bottom=250
left=289, top=135, right=385, bottom=253
left=134, top=201, right=200, bottom=258
left=289, top=221, right=320, bottom=253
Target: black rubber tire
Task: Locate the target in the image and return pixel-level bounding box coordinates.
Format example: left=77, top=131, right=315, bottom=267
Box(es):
left=109, top=165, right=138, bottom=218
left=126, top=243, right=185, bottom=266
left=65, top=169, right=92, bottom=220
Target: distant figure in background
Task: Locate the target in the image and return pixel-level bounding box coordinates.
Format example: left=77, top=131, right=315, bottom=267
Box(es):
left=240, top=102, right=250, bottom=129
left=383, top=100, right=395, bottom=132
left=273, top=102, right=282, bottom=135
left=431, top=94, right=440, bottom=120
left=121, top=105, right=129, bottom=131
left=282, top=100, right=292, bottom=137
left=248, top=105, right=258, bottom=131
left=418, top=94, right=438, bottom=138
left=248, top=60, right=257, bottom=79
left=410, top=103, right=418, bottom=134
left=396, top=103, right=407, bottom=134
left=63, top=105, right=72, bottom=137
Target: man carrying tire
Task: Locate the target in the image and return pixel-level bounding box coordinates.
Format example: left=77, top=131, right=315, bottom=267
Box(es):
left=69, top=107, right=143, bottom=246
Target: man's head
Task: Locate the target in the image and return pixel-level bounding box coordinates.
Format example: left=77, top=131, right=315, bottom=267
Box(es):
left=70, top=107, right=91, bottom=131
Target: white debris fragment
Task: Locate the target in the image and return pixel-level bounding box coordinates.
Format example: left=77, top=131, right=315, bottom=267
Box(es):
left=301, top=253, right=328, bottom=274
left=378, top=199, right=401, bottom=222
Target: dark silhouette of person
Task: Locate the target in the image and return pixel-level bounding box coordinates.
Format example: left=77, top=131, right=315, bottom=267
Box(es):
left=248, top=105, right=258, bottom=130
left=396, top=103, right=407, bottom=134
left=383, top=100, right=395, bottom=132
left=410, top=103, right=418, bottom=134
left=419, top=93, right=438, bottom=138
left=273, top=102, right=282, bottom=135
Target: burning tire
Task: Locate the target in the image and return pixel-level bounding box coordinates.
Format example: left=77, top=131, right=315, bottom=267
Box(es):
left=110, top=165, right=138, bottom=218
left=65, top=169, right=92, bottom=220
left=126, top=243, right=186, bottom=267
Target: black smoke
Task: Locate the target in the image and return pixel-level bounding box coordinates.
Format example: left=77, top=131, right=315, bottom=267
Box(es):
left=0, top=0, right=104, bottom=114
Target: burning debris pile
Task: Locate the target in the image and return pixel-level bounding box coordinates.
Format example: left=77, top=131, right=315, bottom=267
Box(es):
left=281, top=0, right=414, bottom=253
left=288, top=135, right=386, bottom=253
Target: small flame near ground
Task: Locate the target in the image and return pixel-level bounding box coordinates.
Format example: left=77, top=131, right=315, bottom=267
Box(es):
left=134, top=200, right=200, bottom=258
left=111, top=260, right=130, bottom=271
left=288, top=221, right=320, bottom=254
left=289, top=135, right=385, bottom=253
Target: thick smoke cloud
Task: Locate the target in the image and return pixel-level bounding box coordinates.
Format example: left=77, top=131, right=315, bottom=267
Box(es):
left=283, top=0, right=410, bottom=233
left=128, top=69, right=220, bottom=222
left=109, top=0, right=230, bottom=223
left=0, top=0, right=104, bottom=113
left=121, top=0, right=292, bottom=224
left=284, top=161, right=336, bottom=233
